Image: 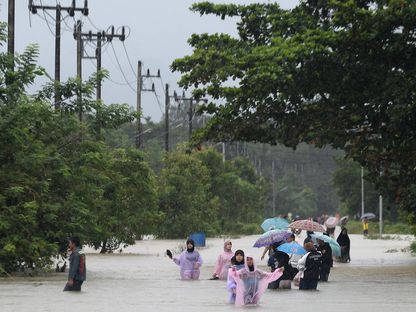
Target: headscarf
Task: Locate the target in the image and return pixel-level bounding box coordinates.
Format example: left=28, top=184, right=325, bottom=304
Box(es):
left=186, top=239, right=195, bottom=252
left=337, top=227, right=350, bottom=247
left=224, top=240, right=233, bottom=252
left=231, top=249, right=245, bottom=266
left=245, top=255, right=256, bottom=272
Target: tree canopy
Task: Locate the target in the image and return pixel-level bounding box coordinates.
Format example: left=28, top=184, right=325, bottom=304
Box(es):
left=172, top=0, right=416, bottom=218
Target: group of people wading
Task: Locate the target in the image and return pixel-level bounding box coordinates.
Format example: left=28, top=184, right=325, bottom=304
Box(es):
left=166, top=228, right=351, bottom=307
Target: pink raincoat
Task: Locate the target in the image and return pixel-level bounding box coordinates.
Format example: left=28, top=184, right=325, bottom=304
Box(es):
left=173, top=250, right=203, bottom=280
left=213, top=240, right=233, bottom=280
left=229, top=257, right=283, bottom=307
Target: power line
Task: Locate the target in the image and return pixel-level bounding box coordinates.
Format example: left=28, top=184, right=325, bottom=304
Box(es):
left=122, top=41, right=137, bottom=79
left=110, top=42, right=136, bottom=93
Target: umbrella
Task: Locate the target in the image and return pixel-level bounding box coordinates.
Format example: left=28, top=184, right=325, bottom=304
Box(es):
left=253, top=230, right=292, bottom=248
left=261, top=217, right=289, bottom=232
left=360, top=212, right=376, bottom=220
left=338, top=216, right=349, bottom=226
left=310, top=234, right=341, bottom=257
left=324, top=217, right=338, bottom=229
left=288, top=219, right=326, bottom=232
left=277, top=242, right=306, bottom=255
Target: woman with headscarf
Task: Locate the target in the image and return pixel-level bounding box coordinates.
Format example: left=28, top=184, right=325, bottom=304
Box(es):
left=228, top=255, right=284, bottom=306
left=337, top=227, right=351, bottom=262
left=212, top=240, right=233, bottom=280
left=167, top=239, right=203, bottom=280
left=227, top=249, right=245, bottom=303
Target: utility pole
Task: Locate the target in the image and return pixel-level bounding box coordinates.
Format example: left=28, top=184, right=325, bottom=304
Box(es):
left=136, top=61, right=142, bottom=148
left=73, top=25, right=126, bottom=121
left=188, top=98, right=193, bottom=141
left=76, top=26, right=126, bottom=100
left=8, top=0, right=15, bottom=69
left=165, top=84, right=170, bottom=152
left=96, top=32, right=102, bottom=101
left=379, top=170, right=383, bottom=237
left=361, top=166, right=365, bottom=217
left=55, top=5, right=61, bottom=108
left=173, top=92, right=207, bottom=141
left=272, top=160, right=276, bottom=216
left=76, top=20, right=82, bottom=121
left=135, top=63, right=158, bottom=148
left=29, top=0, right=89, bottom=110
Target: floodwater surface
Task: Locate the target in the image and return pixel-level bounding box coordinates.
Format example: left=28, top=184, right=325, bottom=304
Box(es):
left=1, top=233, right=415, bottom=312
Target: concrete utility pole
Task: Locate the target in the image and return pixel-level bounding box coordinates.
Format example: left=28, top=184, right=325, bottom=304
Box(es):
left=272, top=160, right=276, bottom=216
left=188, top=98, right=193, bottom=140
left=76, top=20, right=82, bottom=120
left=136, top=61, right=142, bottom=148
left=361, top=166, right=365, bottom=217
left=136, top=63, right=159, bottom=148
left=8, top=0, right=15, bottom=69
left=165, top=84, right=170, bottom=152
left=29, top=0, right=89, bottom=110
left=76, top=26, right=126, bottom=100
left=73, top=25, right=126, bottom=121
left=173, top=92, right=208, bottom=141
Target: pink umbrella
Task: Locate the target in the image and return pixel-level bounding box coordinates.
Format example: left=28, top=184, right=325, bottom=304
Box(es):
left=288, top=219, right=326, bottom=232
left=324, top=217, right=339, bottom=229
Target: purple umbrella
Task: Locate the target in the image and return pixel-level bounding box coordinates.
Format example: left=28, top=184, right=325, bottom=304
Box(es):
left=253, top=230, right=292, bottom=248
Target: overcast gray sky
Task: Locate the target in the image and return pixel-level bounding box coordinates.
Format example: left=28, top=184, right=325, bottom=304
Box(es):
left=1, top=0, right=296, bottom=121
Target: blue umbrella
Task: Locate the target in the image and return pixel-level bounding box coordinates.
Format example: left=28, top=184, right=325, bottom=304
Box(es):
left=310, top=234, right=341, bottom=257
left=253, top=230, right=292, bottom=248
left=277, top=242, right=307, bottom=255
left=261, top=217, right=289, bottom=232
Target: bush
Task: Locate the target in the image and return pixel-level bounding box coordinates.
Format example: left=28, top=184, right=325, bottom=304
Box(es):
left=343, top=220, right=413, bottom=235
left=411, top=241, right=416, bottom=254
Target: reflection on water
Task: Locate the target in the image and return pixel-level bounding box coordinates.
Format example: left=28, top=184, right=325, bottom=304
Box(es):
left=1, top=235, right=415, bottom=312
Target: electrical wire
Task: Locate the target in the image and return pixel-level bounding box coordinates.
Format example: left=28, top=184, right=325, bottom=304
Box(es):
left=110, top=42, right=136, bottom=93
left=121, top=41, right=137, bottom=79
left=152, top=88, right=165, bottom=115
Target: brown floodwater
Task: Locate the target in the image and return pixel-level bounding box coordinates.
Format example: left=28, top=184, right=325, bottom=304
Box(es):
left=1, top=234, right=415, bottom=312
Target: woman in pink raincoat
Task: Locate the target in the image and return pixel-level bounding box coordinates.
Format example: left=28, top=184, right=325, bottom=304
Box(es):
left=212, top=240, right=233, bottom=280
left=228, top=255, right=284, bottom=307
left=167, top=239, right=203, bottom=280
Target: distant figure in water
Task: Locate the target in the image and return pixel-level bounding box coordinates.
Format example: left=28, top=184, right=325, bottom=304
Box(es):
left=228, top=255, right=284, bottom=307
left=167, top=239, right=202, bottom=280
left=337, top=227, right=351, bottom=263
left=212, top=240, right=233, bottom=280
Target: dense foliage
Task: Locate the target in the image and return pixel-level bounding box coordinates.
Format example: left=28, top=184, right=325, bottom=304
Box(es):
left=0, top=23, right=158, bottom=273
left=172, top=0, right=416, bottom=227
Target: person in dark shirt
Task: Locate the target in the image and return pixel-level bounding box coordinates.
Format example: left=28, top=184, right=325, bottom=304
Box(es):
left=267, top=248, right=291, bottom=289
left=297, top=240, right=322, bottom=290
left=63, top=236, right=86, bottom=292
left=337, top=227, right=351, bottom=262
left=316, top=238, right=332, bottom=282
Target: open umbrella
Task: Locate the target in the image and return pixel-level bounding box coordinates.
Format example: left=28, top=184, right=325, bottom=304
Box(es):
left=261, top=217, right=289, bottom=232
left=310, top=234, right=341, bottom=257
left=338, top=216, right=349, bottom=226
left=360, top=212, right=376, bottom=220
left=253, top=230, right=292, bottom=248
left=277, top=242, right=306, bottom=255
left=288, top=219, right=326, bottom=232
left=324, top=217, right=339, bottom=229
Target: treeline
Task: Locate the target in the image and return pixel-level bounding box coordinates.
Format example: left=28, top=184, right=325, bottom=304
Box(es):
left=0, top=24, right=269, bottom=273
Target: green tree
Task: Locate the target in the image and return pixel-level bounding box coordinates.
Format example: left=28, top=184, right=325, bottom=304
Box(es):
left=158, top=151, right=219, bottom=238
left=172, top=1, right=416, bottom=222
